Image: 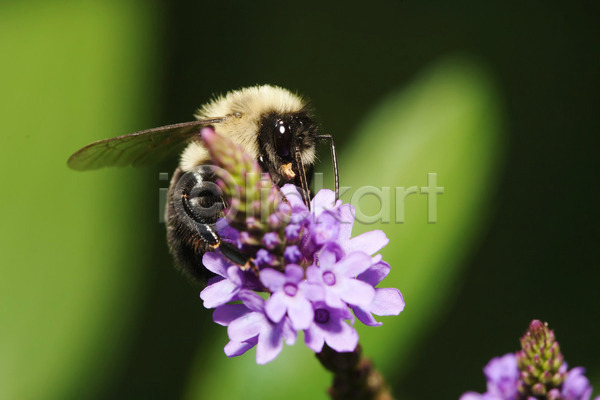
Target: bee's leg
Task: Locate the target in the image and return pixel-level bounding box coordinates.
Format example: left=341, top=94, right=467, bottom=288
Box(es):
left=165, top=166, right=225, bottom=284
left=315, top=134, right=339, bottom=201
left=293, top=148, right=312, bottom=209
left=219, top=241, right=249, bottom=267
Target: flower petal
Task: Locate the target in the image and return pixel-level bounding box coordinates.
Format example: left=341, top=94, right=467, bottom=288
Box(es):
left=336, top=204, right=355, bottom=241
left=260, top=268, right=286, bottom=292
left=213, top=304, right=249, bottom=326
left=265, top=291, right=288, bottom=323
left=312, top=212, right=340, bottom=244
left=306, top=265, right=322, bottom=283
left=215, top=219, right=240, bottom=243
left=352, top=306, right=382, bottom=327
left=228, top=311, right=266, bottom=342
left=202, top=251, right=231, bottom=277
left=323, top=320, right=358, bottom=352
left=318, top=243, right=344, bottom=269
left=346, top=230, right=389, bottom=256
left=562, top=367, right=593, bottom=400
left=370, top=288, right=405, bottom=316
left=281, top=184, right=307, bottom=210
left=206, top=275, right=223, bottom=286
left=284, top=245, right=302, bottom=264
left=226, top=266, right=245, bottom=286
left=336, top=278, right=375, bottom=307
left=304, top=324, right=325, bottom=353
left=200, top=278, right=239, bottom=308
left=334, top=251, right=373, bottom=278
left=237, top=290, right=266, bottom=312
left=282, top=318, right=297, bottom=345
left=285, top=264, right=304, bottom=282
left=256, top=321, right=284, bottom=364
left=287, top=296, right=314, bottom=330
left=311, top=189, right=337, bottom=217
left=356, top=261, right=391, bottom=286
left=324, top=289, right=346, bottom=309
left=371, top=254, right=383, bottom=264
left=459, top=393, right=484, bottom=400
left=224, top=339, right=257, bottom=357
left=299, top=281, right=325, bottom=301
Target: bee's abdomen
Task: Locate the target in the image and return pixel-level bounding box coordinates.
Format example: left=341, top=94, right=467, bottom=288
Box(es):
left=165, top=167, right=223, bottom=285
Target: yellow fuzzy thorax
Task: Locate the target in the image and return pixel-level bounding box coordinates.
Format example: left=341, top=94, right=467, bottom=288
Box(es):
left=180, top=85, right=308, bottom=172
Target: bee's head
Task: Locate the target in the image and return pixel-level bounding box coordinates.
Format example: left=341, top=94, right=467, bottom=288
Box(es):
left=257, top=111, right=319, bottom=186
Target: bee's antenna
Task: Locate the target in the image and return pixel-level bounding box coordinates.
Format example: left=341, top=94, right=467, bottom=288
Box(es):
left=315, top=135, right=339, bottom=202
left=294, top=148, right=312, bottom=210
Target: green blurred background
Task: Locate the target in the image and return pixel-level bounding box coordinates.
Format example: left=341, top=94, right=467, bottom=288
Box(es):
left=1, top=1, right=598, bottom=399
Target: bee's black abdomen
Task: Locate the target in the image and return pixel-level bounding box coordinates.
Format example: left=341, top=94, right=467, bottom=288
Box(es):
left=165, top=167, right=223, bottom=284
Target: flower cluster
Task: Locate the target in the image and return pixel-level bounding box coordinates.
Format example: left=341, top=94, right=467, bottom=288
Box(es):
left=198, top=128, right=404, bottom=364
left=460, top=320, right=598, bottom=400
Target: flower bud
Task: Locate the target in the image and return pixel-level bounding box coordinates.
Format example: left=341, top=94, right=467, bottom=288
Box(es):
left=516, top=320, right=567, bottom=397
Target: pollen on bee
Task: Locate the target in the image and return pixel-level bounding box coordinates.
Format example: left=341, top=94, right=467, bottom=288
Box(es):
left=281, top=163, right=296, bottom=179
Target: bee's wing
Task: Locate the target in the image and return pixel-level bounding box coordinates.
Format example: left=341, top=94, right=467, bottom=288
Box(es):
left=67, top=118, right=227, bottom=171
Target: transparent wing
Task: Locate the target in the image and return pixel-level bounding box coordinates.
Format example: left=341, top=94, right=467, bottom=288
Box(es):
left=67, top=117, right=227, bottom=170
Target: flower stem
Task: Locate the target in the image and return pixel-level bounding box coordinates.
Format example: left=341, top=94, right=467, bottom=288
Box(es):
left=316, top=344, right=395, bottom=400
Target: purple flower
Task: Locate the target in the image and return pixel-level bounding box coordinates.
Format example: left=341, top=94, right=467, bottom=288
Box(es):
left=336, top=203, right=389, bottom=258
left=461, top=352, right=598, bottom=400
left=306, top=243, right=375, bottom=310
left=202, top=127, right=404, bottom=365
left=280, top=184, right=311, bottom=224
left=212, top=303, right=257, bottom=357
left=299, top=201, right=389, bottom=267
left=283, top=245, right=302, bottom=264
left=202, top=184, right=403, bottom=364
left=459, top=353, right=520, bottom=400
left=215, top=218, right=241, bottom=246
left=483, top=354, right=520, bottom=400
left=213, top=291, right=296, bottom=364
left=260, top=265, right=324, bottom=330
left=304, top=302, right=358, bottom=353
left=562, top=367, right=593, bottom=400
left=351, top=261, right=405, bottom=326
left=311, top=211, right=341, bottom=245
left=262, top=232, right=280, bottom=250
left=280, top=184, right=342, bottom=226
left=284, top=223, right=302, bottom=241
left=309, top=187, right=343, bottom=218
left=271, top=202, right=292, bottom=226
left=255, top=248, right=276, bottom=268
left=200, top=251, right=256, bottom=308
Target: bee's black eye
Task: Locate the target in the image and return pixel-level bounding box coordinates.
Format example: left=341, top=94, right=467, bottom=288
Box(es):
left=274, top=119, right=291, bottom=158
